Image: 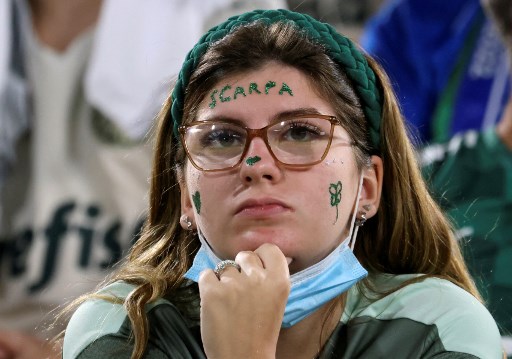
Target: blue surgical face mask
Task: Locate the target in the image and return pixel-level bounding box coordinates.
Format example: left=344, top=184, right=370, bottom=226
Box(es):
left=184, top=232, right=367, bottom=328
left=281, top=238, right=367, bottom=327
left=185, top=173, right=368, bottom=327
left=184, top=230, right=221, bottom=282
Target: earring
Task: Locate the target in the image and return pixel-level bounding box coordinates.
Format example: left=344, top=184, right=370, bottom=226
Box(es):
left=362, top=204, right=371, bottom=211
left=355, top=211, right=367, bottom=227
left=180, top=214, right=193, bottom=230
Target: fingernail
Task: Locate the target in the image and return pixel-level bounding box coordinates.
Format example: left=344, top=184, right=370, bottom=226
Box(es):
left=286, top=257, right=293, bottom=265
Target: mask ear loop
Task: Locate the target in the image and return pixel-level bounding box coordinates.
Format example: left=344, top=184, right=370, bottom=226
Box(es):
left=197, top=228, right=222, bottom=264
left=347, top=172, right=364, bottom=251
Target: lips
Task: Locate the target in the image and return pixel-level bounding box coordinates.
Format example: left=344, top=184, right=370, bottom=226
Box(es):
left=234, top=198, right=291, bottom=216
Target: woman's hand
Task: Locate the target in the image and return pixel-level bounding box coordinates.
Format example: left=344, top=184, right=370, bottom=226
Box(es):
left=198, top=243, right=291, bottom=359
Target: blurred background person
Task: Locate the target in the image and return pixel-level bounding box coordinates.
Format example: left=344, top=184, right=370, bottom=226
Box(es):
left=362, top=0, right=512, bottom=356
left=286, top=0, right=382, bottom=40
left=0, top=0, right=285, bottom=358
left=361, top=0, right=510, bottom=145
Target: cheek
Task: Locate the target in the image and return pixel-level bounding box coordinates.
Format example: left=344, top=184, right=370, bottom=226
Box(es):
left=316, top=161, right=359, bottom=222
left=185, top=168, right=206, bottom=215
left=187, top=171, right=230, bottom=216
left=185, top=164, right=200, bottom=184
left=303, top=169, right=344, bottom=209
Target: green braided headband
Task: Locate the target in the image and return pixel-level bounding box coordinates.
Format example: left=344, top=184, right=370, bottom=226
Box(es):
left=171, top=9, right=383, bottom=150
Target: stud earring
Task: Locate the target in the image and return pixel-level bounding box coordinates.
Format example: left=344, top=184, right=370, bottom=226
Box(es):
left=362, top=204, right=371, bottom=211
left=355, top=211, right=367, bottom=227
left=180, top=214, right=193, bottom=230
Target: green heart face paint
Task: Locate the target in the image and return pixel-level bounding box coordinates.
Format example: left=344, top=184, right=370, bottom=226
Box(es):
left=192, top=191, right=201, bottom=215
left=246, top=156, right=261, bottom=166
left=329, top=181, right=342, bottom=223
left=208, top=81, right=293, bottom=108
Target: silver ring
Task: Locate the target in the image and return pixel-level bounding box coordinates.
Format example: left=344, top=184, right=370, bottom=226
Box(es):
left=214, top=260, right=241, bottom=278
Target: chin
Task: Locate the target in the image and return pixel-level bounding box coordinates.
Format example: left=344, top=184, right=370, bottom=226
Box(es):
left=237, top=227, right=297, bottom=252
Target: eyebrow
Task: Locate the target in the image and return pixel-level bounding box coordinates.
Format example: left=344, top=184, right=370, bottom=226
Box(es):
left=198, top=107, right=327, bottom=126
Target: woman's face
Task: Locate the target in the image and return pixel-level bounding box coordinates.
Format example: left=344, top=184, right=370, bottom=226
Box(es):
left=181, top=62, right=369, bottom=272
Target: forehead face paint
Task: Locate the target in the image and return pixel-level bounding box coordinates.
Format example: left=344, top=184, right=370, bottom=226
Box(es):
left=329, top=181, right=342, bottom=224
left=208, top=89, right=218, bottom=109
left=246, top=156, right=261, bottom=166
left=248, top=82, right=261, bottom=94
left=233, top=86, right=246, bottom=100
left=192, top=191, right=202, bottom=215
left=265, top=81, right=276, bottom=94
left=219, top=85, right=232, bottom=103
left=207, top=81, right=293, bottom=108
left=278, top=82, right=293, bottom=96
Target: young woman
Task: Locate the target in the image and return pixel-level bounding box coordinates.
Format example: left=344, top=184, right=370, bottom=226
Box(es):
left=62, top=9, right=503, bottom=359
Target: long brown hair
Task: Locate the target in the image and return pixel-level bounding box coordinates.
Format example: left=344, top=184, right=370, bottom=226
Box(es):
left=63, top=21, right=479, bottom=359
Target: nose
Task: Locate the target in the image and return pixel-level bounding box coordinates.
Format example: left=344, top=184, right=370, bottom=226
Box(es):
left=239, top=137, right=282, bottom=184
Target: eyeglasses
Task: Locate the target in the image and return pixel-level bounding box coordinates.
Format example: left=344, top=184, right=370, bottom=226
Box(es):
left=178, top=114, right=353, bottom=172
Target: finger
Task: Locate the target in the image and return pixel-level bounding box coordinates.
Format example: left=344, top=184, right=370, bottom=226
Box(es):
left=199, top=264, right=240, bottom=283
left=254, top=243, right=290, bottom=277
left=216, top=264, right=241, bottom=281
left=198, top=270, right=222, bottom=302
left=198, top=269, right=219, bottom=284
left=235, top=251, right=264, bottom=275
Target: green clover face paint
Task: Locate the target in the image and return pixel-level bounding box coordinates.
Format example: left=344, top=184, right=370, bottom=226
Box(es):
left=192, top=191, right=201, bottom=215
left=246, top=156, right=261, bottom=166
left=329, top=181, right=342, bottom=223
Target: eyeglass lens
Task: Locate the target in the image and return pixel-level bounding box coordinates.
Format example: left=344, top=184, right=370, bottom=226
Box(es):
left=183, top=116, right=335, bottom=171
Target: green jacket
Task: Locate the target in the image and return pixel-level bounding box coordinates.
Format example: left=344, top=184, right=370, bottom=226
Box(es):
left=421, top=128, right=512, bottom=350
left=63, top=275, right=501, bottom=358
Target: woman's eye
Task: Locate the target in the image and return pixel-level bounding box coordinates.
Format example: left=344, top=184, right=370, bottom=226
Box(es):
left=282, top=122, right=324, bottom=141
left=201, top=129, right=244, bottom=148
